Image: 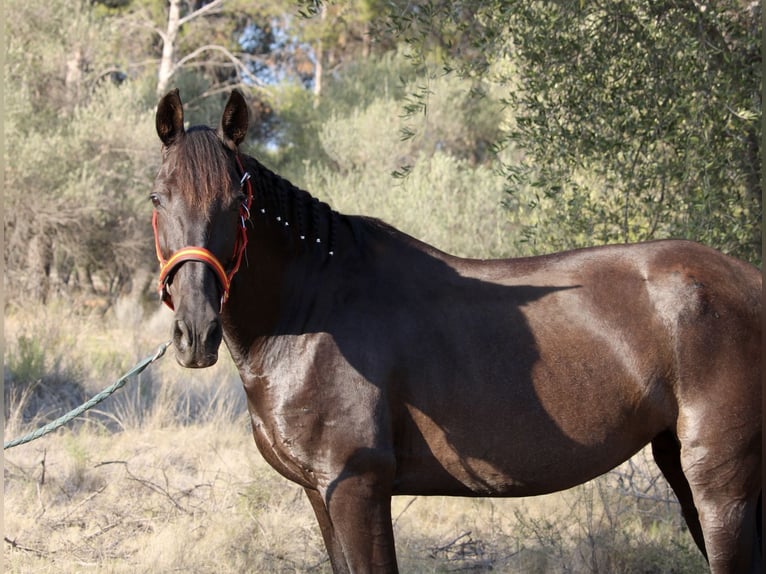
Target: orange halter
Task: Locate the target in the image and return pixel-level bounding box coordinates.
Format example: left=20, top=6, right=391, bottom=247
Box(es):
left=152, top=155, right=253, bottom=311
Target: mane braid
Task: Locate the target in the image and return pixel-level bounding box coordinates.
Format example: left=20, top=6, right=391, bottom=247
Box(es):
left=328, top=211, right=336, bottom=255
left=294, top=187, right=306, bottom=240
left=249, top=159, right=337, bottom=256
left=311, top=197, right=321, bottom=244
left=167, top=129, right=341, bottom=255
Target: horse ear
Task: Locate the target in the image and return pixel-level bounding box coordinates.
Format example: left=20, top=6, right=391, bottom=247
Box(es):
left=156, top=89, right=185, bottom=147
left=219, top=90, right=249, bottom=150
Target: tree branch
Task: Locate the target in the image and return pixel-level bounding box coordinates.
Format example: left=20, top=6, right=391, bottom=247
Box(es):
left=172, top=44, right=264, bottom=87
left=177, top=0, right=226, bottom=28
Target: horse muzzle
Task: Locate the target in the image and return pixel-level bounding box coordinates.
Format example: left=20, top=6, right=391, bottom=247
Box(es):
left=163, top=261, right=226, bottom=368
left=172, top=313, right=223, bottom=368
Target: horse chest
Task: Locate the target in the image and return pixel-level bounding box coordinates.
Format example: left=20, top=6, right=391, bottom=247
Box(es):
left=239, top=334, right=390, bottom=488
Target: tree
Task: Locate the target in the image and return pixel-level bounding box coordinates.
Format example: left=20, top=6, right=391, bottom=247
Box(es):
left=299, top=0, right=382, bottom=100
left=4, top=0, right=170, bottom=303
left=111, top=0, right=263, bottom=99
left=381, top=0, right=762, bottom=264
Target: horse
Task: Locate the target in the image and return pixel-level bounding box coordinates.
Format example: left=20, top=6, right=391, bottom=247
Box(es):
left=150, top=89, right=762, bottom=573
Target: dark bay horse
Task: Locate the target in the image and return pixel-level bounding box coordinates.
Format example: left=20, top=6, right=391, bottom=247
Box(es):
left=151, top=89, right=761, bottom=573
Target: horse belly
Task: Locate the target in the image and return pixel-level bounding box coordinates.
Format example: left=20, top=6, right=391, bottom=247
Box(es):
left=391, top=396, right=662, bottom=497
left=387, top=268, right=675, bottom=496
left=390, top=333, right=672, bottom=497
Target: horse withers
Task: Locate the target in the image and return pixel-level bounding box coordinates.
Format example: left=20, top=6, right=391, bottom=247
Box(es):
left=150, top=89, right=762, bottom=573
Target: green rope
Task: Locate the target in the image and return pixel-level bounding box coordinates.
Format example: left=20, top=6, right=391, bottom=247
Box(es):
left=4, top=340, right=172, bottom=450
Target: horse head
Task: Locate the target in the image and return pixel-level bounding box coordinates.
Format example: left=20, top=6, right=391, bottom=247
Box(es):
left=152, top=89, right=251, bottom=367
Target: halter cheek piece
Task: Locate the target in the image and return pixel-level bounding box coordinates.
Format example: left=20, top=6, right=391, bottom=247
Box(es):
left=152, top=155, right=253, bottom=312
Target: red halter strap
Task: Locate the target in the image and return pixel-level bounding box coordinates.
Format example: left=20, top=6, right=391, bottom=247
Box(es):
left=153, top=154, right=253, bottom=311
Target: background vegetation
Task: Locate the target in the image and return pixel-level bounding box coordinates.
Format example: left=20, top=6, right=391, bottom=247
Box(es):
left=5, top=0, right=760, bottom=306
left=4, top=0, right=761, bottom=571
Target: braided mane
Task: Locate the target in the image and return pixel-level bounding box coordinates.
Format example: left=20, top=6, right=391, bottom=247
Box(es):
left=175, top=127, right=343, bottom=254
left=247, top=159, right=338, bottom=254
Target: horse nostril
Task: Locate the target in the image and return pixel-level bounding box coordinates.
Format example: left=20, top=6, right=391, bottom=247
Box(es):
left=205, top=319, right=223, bottom=346
left=173, top=319, right=192, bottom=350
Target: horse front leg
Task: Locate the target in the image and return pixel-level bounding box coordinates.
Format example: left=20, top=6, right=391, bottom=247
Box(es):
left=305, top=487, right=350, bottom=573
left=316, top=450, right=399, bottom=573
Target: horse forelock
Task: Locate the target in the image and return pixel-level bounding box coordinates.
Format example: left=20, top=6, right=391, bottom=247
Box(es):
left=167, top=127, right=235, bottom=213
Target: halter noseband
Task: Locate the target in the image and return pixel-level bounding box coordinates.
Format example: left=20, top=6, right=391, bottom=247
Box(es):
left=152, top=155, right=253, bottom=312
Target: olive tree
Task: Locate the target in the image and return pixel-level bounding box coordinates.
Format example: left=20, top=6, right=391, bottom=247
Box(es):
left=380, top=0, right=762, bottom=263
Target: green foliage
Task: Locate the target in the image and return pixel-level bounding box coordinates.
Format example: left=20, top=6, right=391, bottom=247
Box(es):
left=321, top=49, right=422, bottom=118
left=260, top=51, right=420, bottom=175
left=5, top=79, right=158, bottom=299
left=503, top=1, right=761, bottom=264
left=260, top=81, right=328, bottom=173
left=6, top=336, right=47, bottom=385
left=382, top=0, right=762, bottom=265
left=5, top=0, right=160, bottom=301
left=276, top=56, right=516, bottom=258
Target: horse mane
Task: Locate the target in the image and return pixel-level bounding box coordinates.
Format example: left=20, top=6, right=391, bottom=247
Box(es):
left=245, top=159, right=433, bottom=259
left=175, top=126, right=388, bottom=256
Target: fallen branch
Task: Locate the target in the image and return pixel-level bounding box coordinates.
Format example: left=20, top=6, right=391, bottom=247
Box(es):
left=4, top=536, right=50, bottom=557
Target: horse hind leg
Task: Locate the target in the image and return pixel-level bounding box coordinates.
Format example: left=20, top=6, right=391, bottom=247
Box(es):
left=676, top=417, right=762, bottom=574
left=651, top=430, right=707, bottom=558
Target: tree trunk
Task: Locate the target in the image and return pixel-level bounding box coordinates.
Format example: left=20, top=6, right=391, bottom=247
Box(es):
left=157, top=0, right=181, bottom=97
left=26, top=233, right=53, bottom=304
left=312, top=3, right=327, bottom=107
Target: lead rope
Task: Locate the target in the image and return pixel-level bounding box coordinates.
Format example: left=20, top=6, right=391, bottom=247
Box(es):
left=3, top=341, right=172, bottom=450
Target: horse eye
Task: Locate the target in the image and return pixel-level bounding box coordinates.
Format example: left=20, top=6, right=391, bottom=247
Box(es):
left=149, top=193, right=161, bottom=208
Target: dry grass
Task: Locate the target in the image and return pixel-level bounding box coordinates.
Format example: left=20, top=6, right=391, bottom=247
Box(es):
left=4, top=422, right=333, bottom=573
left=4, top=300, right=707, bottom=573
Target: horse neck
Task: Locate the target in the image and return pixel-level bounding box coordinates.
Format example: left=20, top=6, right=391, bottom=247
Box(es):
left=221, top=154, right=348, bottom=361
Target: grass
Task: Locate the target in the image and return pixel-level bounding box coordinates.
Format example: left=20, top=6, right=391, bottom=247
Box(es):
left=4, top=424, right=327, bottom=573
left=4, top=299, right=707, bottom=573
